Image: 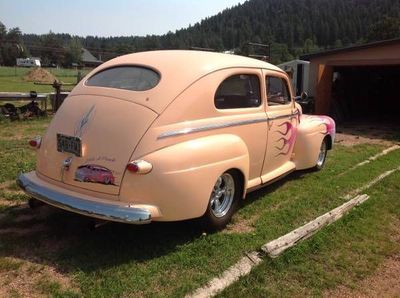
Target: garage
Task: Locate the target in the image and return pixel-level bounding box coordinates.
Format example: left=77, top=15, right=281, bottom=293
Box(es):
left=302, top=39, right=400, bottom=124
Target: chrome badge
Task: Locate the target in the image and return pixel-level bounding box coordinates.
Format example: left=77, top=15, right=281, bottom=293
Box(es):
left=74, top=105, right=95, bottom=138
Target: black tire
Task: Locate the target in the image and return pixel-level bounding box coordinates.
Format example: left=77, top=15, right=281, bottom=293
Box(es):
left=314, top=137, right=328, bottom=171
left=202, top=170, right=242, bottom=230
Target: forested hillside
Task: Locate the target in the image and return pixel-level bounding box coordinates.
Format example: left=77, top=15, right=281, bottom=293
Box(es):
left=1, top=0, right=400, bottom=66
left=185, top=0, right=400, bottom=50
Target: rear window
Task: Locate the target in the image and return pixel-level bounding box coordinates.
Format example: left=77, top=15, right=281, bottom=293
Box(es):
left=86, top=66, right=160, bottom=91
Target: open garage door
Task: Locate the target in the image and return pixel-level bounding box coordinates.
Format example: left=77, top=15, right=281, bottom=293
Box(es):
left=330, top=65, right=400, bottom=124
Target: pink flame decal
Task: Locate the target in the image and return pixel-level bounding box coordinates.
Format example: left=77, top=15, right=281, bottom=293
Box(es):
left=277, top=121, right=292, bottom=136
left=303, top=115, right=336, bottom=136
left=274, top=121, right=297, bottom=156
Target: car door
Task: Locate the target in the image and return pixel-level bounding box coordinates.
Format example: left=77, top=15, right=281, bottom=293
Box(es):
left=212, top=70, right=269, bottom=189
left=261, top=70, right=298, bottom=183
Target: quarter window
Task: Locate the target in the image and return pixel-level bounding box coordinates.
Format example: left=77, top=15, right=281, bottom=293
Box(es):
left=266, top=76, right=291, bottom=106
left=215, top=74, right=261, bottom=109
left=86, top=66, right=160, bottom=91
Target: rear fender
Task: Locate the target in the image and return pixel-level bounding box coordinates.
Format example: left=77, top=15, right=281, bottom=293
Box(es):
left=119, top=134, right=249, bottom=221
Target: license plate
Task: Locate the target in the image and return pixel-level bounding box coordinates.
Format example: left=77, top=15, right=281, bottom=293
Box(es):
left=57, top=134, right=82, bottom=157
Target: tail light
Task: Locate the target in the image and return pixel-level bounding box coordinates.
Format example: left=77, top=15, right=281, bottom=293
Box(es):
left=29, top=136, right=42, bottom=149
left=126, top=160, right=152, bottom=174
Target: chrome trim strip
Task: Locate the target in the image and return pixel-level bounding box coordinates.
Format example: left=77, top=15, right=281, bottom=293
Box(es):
left=16, top=173, right=151, bottom=224
left=268, top=114, right=295, bottom=121
left=157, top=117, right=269, bottom=139
left=268, top=110, right=300, bottom=121
left=158, top=110, right=300, bottom=140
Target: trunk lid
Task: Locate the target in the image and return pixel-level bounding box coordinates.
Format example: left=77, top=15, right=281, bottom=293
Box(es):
left=37, top=95, right=157, bottom=196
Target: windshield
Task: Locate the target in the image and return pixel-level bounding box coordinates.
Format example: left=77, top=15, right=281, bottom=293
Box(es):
left=86, top=66, right=160, bottom=91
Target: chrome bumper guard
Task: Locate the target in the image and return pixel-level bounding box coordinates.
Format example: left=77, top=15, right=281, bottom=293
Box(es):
left=16, top=173, right=151, bottom=224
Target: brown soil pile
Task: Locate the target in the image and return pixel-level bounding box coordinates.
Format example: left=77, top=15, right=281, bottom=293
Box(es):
left=23, top=68, right=58, bottom=83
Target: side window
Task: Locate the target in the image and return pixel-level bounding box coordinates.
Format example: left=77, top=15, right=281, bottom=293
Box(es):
left=266, top=76, right=291, bottom=106
left=215, top=74, right=261, bottom=109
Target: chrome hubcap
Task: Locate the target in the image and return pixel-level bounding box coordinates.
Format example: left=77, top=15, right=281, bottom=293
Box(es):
left=317, top=141, right=327, bottom=167
left=210, top=173, right=235, bottom=218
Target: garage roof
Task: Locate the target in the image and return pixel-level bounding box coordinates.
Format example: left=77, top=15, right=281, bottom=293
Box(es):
left=301, top=38, right=400, bottom=60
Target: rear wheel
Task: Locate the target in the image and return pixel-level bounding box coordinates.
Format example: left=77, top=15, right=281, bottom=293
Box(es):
left=314, top=138, right=328, bottom=170
left=203, top=170, right=241, bottom=230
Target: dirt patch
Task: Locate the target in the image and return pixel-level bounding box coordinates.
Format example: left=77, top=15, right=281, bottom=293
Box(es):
left=323, top=255, right=400, bottom=298
left=0, top=204, right=79, bottom=296
left=225, top=217, right=256, bottom=234
left=0, top=180, right=14, bottom=190
left=24, top=68, right=58, bottom=84
left=227, top=219, right=254, bottom=234
left=0, top=199, right=25, bottom=208
left=0, top=131, right=26, bottom=141
left=0, top=257, right=78, bottom=297
left=336, top=122, right=399, bottom=146
left=324, top=217, right=400, bottom=298
left=335, top=133, right=396, bottom=147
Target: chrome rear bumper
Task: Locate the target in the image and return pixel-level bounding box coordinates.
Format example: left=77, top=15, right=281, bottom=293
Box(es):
left=16, top=172, right=151, bottom=224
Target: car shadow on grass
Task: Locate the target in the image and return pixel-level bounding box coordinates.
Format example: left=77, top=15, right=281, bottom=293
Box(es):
left=0, top=170, right=313, bottom=276
left=0, top=203, right=206, bottom=273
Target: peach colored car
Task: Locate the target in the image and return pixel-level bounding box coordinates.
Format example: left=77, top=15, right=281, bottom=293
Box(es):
left=17, top=50, right=335, bottom=229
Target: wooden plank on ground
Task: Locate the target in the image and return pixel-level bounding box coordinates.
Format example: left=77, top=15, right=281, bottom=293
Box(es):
left=186, top=252, right=263, bottom=298
left=261, top=194, right=370, bottom=257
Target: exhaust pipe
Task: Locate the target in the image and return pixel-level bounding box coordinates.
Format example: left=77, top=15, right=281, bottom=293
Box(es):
left=88, top=219, right=109, bottom=231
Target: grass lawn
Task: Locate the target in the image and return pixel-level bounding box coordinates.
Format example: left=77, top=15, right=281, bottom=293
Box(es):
left=0, top=67, right=91, bottom=93
left=0, top=118, right=399, bottom=297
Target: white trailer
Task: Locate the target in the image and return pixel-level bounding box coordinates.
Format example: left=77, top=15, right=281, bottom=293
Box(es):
left=278, top=59, right=309, bottom=96
left=16, top=58, right=41, bottom=67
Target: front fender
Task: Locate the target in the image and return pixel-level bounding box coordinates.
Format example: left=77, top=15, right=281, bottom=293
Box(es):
left=119, top=134, right=249, bottom=221
left=293, top=115, right=335, bottom=170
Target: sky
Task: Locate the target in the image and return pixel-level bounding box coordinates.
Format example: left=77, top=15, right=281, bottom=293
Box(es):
left=0, top=0, right=246, bottom=37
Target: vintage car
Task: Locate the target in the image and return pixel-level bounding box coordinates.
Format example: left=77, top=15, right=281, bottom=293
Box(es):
left=17, top=50, right=335, bottom=230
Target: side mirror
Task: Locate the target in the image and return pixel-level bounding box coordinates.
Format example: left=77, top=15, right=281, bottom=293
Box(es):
left=301, top=91, right=308, bottom=101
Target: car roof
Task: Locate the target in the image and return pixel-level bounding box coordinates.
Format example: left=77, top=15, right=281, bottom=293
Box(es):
left=76, top=50, right=285, bottom=113
left=99, top=50, right=283, bottom=74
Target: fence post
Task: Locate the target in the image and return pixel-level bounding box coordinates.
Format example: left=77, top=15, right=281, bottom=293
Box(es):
left=52, top=80, right=62, bottom=112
